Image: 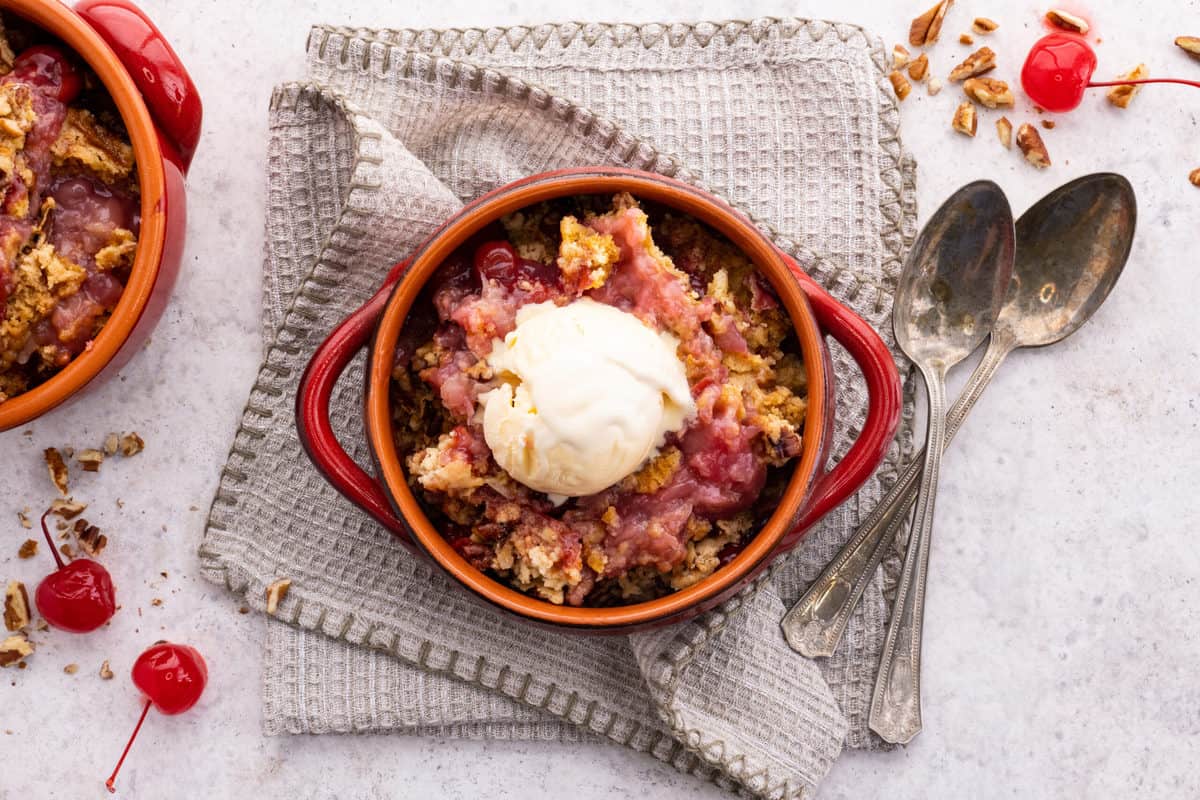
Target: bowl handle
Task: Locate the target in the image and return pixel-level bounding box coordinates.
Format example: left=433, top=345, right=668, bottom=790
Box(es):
left=296, top=262, right=412, bottom=540
left=74, top=0, right=203, bottom=173
left=778, top=255, right=903, bottom=549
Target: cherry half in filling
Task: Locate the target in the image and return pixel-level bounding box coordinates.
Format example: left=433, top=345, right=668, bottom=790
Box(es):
left=1022, top=32, right=1200, bottom=112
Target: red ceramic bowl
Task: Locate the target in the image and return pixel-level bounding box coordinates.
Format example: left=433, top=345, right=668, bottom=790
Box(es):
left=298, top=168, right=901, bottom=632
left=0, top=0, right=199, bottom=431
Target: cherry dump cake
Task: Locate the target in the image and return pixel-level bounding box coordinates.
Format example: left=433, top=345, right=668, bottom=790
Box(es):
left=0, top=13, right=139, bottom=404
left=392, top=193, right=807, bottom=606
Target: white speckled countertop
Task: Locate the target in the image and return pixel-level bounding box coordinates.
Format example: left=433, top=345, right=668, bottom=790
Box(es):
left=2, top=0, right=1198, bottom=797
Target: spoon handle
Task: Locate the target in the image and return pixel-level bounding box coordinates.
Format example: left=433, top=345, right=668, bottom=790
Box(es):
left=868, top=367, right=948, bottom=744
left=782, top=336, right=1012, bottom=658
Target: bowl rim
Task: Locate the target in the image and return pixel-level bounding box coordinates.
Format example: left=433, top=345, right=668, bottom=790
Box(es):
left=365, top=168, right=829, bottom=628
left=0, top=0, right=166, bottom=430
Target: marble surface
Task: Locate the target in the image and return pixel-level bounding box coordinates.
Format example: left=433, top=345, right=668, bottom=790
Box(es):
left=2, top=0, right=1198, bottom=797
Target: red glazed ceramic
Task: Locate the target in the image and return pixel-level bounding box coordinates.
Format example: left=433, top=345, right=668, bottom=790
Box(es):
left=298, top=168, right=901, bottom=632
left=0, top=0, right=200, bottom=431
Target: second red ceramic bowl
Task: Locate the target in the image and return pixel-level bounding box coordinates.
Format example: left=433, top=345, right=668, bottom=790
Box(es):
left=298, top=167, right=901, bottom=632
left=0, top=0, right=200, bottom=432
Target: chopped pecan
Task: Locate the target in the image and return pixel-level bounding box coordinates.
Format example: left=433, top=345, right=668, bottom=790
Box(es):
left=908, top=53, right=930, bottom=81
left=950, top=47, right=996, bottom=81
left=74, top=519, right=107, bottom=558
left=118, top=432, right=145, bottom=457
left=959, top=33, right=974, bottom=45
left=952, top=102, right=978, bottom=136
left=1041, top=120, right=1056, bottom=129
left=972, top=17, right=999, bottom=34
left=17, top=508, right=31, bottom=529
left=44, top=447, right=69, bottom=495
left=1046, top=9, right=1089, bottom=35
left=1107, top=64, right=1148, bottom=108
left=100, top=659, right=114, bottom=679
left=4, top=581, right=30, bottom=632
left=1189, top=168, right=1200, bottom=187
left=928, top=77, right=944, bottom=96
left=17, top=539, right=36, bottom=559
left=0, top=634, right=33, bottom=667
left=996, top=116, right=1014, bottom=148
left=1177, top=36, right=1200, bottom=60
left=893, top=44, right=911, bottom=69
left=49, top=498, right=87, bottom=520
left=1017, top=123, right=1051, bottom=167
left=963, top=77, right=1015, bottom=108
left=265, top=578, right=291, bottom=615
left=103, top=432, right=120, bottom=456
left=76, top=448, right=104, bottom=472
left=910, top=0, right=954, bottom=47
left=889, top=70, right=913, bottom=101
left=63, top=663, right=78, bottom=675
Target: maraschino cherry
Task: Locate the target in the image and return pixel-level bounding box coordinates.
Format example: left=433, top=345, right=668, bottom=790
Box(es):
left=33, top=510, right=116, bottom=633
left=106, top=642, right=208, bottom=793
left=1022, top=32, right=1200, bottom=112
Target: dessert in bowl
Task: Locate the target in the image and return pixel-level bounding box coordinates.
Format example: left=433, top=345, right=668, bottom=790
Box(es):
left=0, top=0, right=200, bottom=431
left=298, top=168, right=902, bottom=631
left=394, top=193, right=811, bottom=606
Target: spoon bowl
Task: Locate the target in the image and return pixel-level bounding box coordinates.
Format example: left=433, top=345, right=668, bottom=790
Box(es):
left=894, top=180, right=1016, bottom=370
left=998, top=173, right=1136, bottom=348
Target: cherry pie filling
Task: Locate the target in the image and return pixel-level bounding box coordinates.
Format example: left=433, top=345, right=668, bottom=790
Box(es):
left=0, top=16, right=140, bottom=404
left=392, top=194, right=808, bottom=606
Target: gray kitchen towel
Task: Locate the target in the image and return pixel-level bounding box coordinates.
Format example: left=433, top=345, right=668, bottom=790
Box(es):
left=199, top=17, right=916, bottom=799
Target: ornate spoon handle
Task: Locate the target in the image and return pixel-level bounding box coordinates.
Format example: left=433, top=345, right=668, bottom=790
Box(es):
left=867, top=362, right=948, bottom=744
left=782, top=335, right=1013, bottom=658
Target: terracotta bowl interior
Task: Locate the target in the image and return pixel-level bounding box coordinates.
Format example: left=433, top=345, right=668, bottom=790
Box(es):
left=366, top=171, right=828, bottom=628
left=0, top=0, right=164, bottom=430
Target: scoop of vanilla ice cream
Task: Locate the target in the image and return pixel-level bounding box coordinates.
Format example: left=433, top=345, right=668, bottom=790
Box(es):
left=480, top=298, right=695, bottom=499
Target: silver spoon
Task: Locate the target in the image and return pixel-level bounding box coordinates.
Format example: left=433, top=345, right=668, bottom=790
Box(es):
left=782, top=173, right=1137, bottom=666
left=866, top=181, right=1015, bottom=745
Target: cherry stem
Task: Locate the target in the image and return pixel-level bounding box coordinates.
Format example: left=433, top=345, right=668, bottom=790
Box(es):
left=105, top=698, right=152, bottom=793
left=39, top=510, right=65, bottom=570
left=1087, top=77, right=1200, bottom=90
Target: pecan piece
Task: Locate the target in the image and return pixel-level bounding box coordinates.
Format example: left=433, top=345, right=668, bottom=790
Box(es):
left=103, top=432, right=120, bottom=456
left=76, top=449, right=104, bottom=472
left=74, top=519, right=107, bottom=558
left=959, top=33, right=974, bottom=45
left=950, top=47, right=997, bottom=82
left=0, top=634, right=33, bottom=667
left=893, top=44, right=911, bottom=69
left=952, top=102, right=978, bottom=136
left=908, top=53, right=929, bottom=82
left=265, top=578, right=292, bottom=616
left=49, top=498, right=87, bottom=520
left=910, top=0, right=954, bottom=47
left=1189, top=168, right=1200, bottom=187
left=44, top=447, right=69, bottom=495
left=1177, top=36, right=1200, bottom=60
left=1017, top=123, right=1051, bottom=168
left=928, top=77, right=944, bottom=96
left=889, top=70, right=913, bottom=101
left=996, top=116, right=1014, bottom=149
left=963, top=77, right=1015, bottom=108
left=1107, top=64, right=1149, bottom=109
left=100, top=659, right=114, bottom=679
left=118, top=432, right=145, bottom=457
left=17, top=539, right=37, bottom=559
left=1046, top=9, right=1090, bottom=35
left=972, top=17, right=999, bottom=34
left=4, top=581, right=30, bottom=632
